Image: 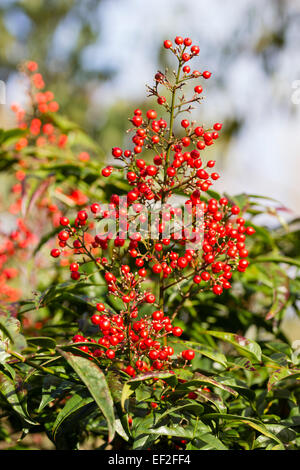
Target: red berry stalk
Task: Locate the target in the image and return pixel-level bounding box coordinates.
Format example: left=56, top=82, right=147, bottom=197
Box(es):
left=1, top=61, right=97, bottom=306
left=51, top=36, right=255, bottom=377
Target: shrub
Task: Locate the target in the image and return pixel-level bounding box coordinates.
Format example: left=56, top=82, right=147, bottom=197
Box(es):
left=0, top=36, right=300, bottom=451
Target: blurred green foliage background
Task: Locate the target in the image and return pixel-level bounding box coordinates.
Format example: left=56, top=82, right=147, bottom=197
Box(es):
left=1, top=0, right=300, bottom=450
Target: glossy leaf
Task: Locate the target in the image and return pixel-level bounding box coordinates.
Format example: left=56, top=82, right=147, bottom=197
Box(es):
left=58, top=349, right=115, bottom=442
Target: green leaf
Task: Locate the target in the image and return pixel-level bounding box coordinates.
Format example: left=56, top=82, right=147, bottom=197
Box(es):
left=199, top=329, right=262, bottom=363
left=0, top=315, right=27, bottom=363
left=177, top=373, right=238, bottom=397
left=38, top=377, right=73, bottom=412
left=128, top=371, right=176, bottom=383
left=265, top=424, right=296, bottom=444
left=187, top=432, right=228, bottom=450
left=155, top=402, right=204, bottom=425
left=202, top=413, right=284, bottom=448
left=0, top=376, right=36, bottom=425
left=121, top=382, right=135, bottom=412
left=266, top=268, right=290, bottom=320
left=52, top=392, right=95, bottom=448
left=252, top=255, right=300, bottom=269
left=133, top=415, right=210, bottom=449
left=215, top=377, right=256, bottom=402
left=121, top=371, right=177, bottom=411
left=0, top=128, right=28, bottom=147
left=194, top=390, right=227, bottom=413
left=267, top=367, right=300, bottom=391
left=58, top=349, right=115, bottom=442
left=171, top=338, right=227, bottom=367
left=150, top=417, right=210, bottom=440
left=115, top=419, right=130, bottom=442
left=27, top=337, right=56, bottom=350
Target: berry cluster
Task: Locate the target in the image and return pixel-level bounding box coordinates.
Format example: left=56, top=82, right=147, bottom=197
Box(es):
left=50, top=36, right=255, bottom=376
left=71, top=305, right=195, bottom=377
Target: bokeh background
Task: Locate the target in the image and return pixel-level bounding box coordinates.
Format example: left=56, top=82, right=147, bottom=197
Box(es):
left=1, top=0, right=300, bottom=340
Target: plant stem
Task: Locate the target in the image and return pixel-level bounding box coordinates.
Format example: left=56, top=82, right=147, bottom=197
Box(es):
left=7, top=349, right=73, bottom=381
left=159, top=60, right=182, bottom=314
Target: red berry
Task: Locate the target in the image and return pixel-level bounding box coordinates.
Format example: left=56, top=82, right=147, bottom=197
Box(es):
left=145, top=293, right=156, bottom=304
left=147, top=109, right=157, bottom=120
left=51, top=248, right=60, bottom=258
left=175, top=36, right=184, bottom=45
left=71, top=271, right=80, bottom=280
left=125, top=366, right=136, bottom=377
left=102, top=167, right=112, bottom=177
left=194, top=127, right=204, bottom=137
left=138, top=268, right=147, bottom=277
left=127, top=171, right=137, bottom=182
left=157, top=96, right=166, bottom=105
left=202, top=71, right=212, bottom=79
left=246, top=226, right=256, bottom=235
left=91, top=314, right=102, bottom=325
left=146, top=165, right=158, bottom=176
left=91, top=203, right=100, bottom=213
left=77, top=210, right=88, bottom=222
left=184, top=37, right=192, bottom=46
left=194, top=85, right=203, bottom=94
left=96, top=303, right=105, bottom=312
left=164, top=40, right=172, bottom=49
left=132, top=115, right=143, bottom=127
left=152, top=264, right=162, bottom=274
left=172, top=327, right=183, bottom=337
left=182, top=53, right=190, bottom=62
left=182, top=349, right=195, bottom=360
left=58, top=230, right=69, bottom=241
left=106, top=349, right=115, bottom=359
left=136, top=159, right=146, bottom=169
left=177, top=257, right=188, bottom=269
left=231, top=205, right=240, bottom=215
left=72, top=334, right=85, bottom=343
left=60, top=217, right=69, bottom=226
left=201, top=271, right=210, bottom=281
left=70, top=262, right=79, bottom=272
left=152, top=310, right=163, bottom=321
left=213, top=285, right=223, bottom=295
left=112, top=147, right=122, bottom=158
left=191, top=45, right=200, bottom=55
left=181, top=136, right=190, bottom=147
left=167, top=167, right=176, bottom=177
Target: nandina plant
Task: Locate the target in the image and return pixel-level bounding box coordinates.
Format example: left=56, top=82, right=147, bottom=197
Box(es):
left=50, top=35, right=255, bottom=375
left=1, top=37, right=300, bottom=451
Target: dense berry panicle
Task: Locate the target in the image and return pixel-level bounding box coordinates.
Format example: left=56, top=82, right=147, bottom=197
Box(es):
left=50, top=36, right=255, bottom=376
